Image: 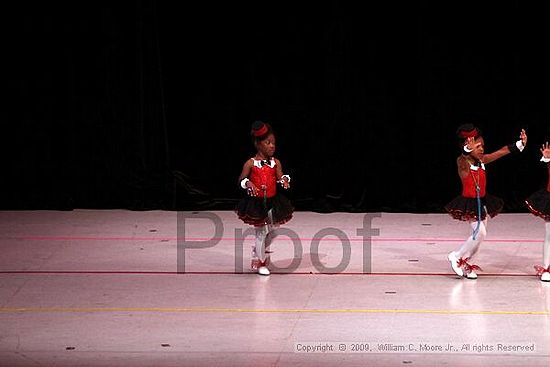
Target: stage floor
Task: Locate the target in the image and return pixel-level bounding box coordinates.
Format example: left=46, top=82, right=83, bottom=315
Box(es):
left=0, top=210, right=549, bottom=366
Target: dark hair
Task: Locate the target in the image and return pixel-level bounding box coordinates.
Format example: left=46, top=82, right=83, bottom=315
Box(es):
left=456, top=123, right=482, bottom=147
left=250, top=120, right=274, bottom=145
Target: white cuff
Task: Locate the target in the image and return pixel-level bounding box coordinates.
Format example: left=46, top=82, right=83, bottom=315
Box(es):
left=280, top=174, right=291, bottom=183
left=463, top=145, right=473, bottom=153
left=240, top=178, right=250, bottom=189
left=516, top=140, right=525, bottom=152
left=541, top=156, right=550, bottom=163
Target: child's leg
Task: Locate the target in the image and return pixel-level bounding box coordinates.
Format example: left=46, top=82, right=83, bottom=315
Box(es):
left=253, top=225, right=268, bottom=265
left=539, top=220, right=550, bottom=281
left=251, top=210, right=276, bottom=275
left=544, top=221, right=550, bottom=269
left=263, top=209, right=277, bottom=265
left=454, top=219, right=488, bottom=260
left=448, top=219, right=487, bottom=278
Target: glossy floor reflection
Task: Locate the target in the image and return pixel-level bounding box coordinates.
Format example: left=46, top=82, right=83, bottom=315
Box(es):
left=0, top=210, right=548, bottom=366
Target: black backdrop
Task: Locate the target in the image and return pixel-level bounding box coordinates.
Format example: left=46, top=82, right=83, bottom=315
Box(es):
left=4, top=2, right=549, bottom=212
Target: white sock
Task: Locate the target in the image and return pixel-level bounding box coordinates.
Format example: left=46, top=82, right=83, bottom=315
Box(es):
left=455, top=220, right=488, bottom=260
left=544, top=221, right=550, bottom=268
left=254, top=225, right=268, bottom=262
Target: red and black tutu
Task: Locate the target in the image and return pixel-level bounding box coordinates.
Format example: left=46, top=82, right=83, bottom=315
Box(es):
left=236, top=193, right=293, bottom=226
left=445, top=194, right=503, bottom=221
left=525, top=189, right=550, bottom=221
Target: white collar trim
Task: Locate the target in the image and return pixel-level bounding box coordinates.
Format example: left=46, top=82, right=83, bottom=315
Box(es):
left=470, top=162, right=485, bottom=170
left=252, top=158, right=275, bottom=169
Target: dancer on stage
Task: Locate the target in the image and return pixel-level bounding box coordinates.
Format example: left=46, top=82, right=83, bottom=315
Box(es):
left=445, top=124, right=527, bottom=279
left=525, top=141, right=550, bottom=281
left=236, top=121, right=293, bottom=275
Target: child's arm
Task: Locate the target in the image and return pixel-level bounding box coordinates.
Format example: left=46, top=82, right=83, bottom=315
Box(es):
left=275, top=159, right=290, bottom=189
left=457, top=155, right=471, bottom=179
left=484, top=129, right=527, bottom=164
left=238, top=160, right=260, bottom=196
left=482, top=145, right=513, bottom=164
left=457, top=136, right=477, bottom=179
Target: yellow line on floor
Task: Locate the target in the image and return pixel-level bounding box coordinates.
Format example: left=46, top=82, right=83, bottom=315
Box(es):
left=0, top=307, right=548, bottom=315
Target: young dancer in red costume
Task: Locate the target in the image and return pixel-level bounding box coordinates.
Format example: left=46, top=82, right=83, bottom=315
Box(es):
left=236, top=121, right=293, bottom=275
left=445, top=124, right=527, bottom=279
left=525, top=141, right=550, bottom=281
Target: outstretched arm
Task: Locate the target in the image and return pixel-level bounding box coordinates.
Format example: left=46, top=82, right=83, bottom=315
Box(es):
left=483, top=146, right=512, bottom=164
left=484, top=129, right=527, bottom=164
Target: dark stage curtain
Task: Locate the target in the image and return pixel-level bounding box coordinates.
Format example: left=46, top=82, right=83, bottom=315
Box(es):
left=6, top=2, right=172, bottom=209
left=5, top=3, right=550, bottom=212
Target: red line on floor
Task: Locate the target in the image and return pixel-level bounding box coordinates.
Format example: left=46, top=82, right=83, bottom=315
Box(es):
left=0, top=270, right=536, bottom=277
left=2, top=236, right=542, bottom=243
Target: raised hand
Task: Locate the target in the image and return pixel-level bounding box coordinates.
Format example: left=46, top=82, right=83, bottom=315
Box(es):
left=465, top=136, right=479, bottom=151
left=541, top=142, right=550, bottom=158
left=519, top=129, right=527, bottom=146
